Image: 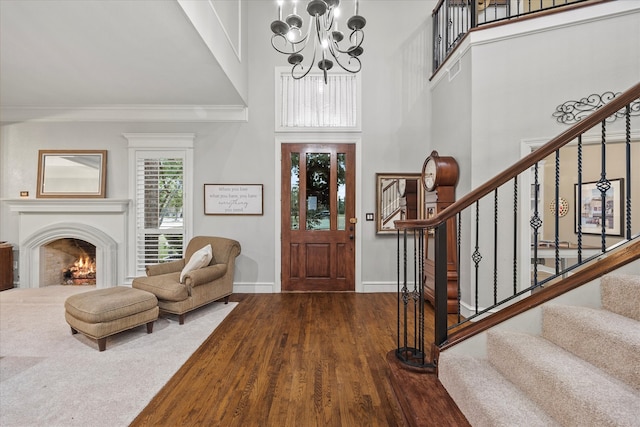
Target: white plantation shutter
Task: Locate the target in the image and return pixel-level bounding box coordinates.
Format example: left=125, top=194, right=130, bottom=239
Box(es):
left=135, top=153, right=185, bottom=270
left=280, top=74, right=357, bottom=128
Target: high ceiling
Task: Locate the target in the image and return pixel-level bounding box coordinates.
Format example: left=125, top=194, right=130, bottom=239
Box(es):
left=0, top=0, right=244, bottom=116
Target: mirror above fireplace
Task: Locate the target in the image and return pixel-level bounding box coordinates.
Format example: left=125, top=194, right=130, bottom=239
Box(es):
left=37, top=150, right=107, bottom=198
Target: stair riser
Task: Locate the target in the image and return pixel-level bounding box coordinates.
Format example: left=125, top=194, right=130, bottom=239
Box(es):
left=487, top=332, right=640, bottom=426
left=542, top=305, right=640, bottom=391
left=601, top=274, right=640, bottom=321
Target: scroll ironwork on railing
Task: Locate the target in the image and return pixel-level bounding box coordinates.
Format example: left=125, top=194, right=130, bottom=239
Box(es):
left=394, top=83, right=640, bottom=368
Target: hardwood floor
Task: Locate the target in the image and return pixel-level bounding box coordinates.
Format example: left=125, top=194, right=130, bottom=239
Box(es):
left=131, top=293, right=468, bottom=427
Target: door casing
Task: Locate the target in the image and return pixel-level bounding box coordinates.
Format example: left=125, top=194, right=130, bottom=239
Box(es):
left=274, top=135, right=362, bottom=293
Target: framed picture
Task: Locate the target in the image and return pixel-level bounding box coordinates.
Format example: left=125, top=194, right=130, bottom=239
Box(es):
left=375, top=173, right=423, bottom=234
left=204, top=184, right=263, bottom=215
left=37, top=150, right=107, bottom=198
left=574, top=178, right=623, bottom=236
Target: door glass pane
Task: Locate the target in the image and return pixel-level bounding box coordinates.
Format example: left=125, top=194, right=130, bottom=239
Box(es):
left=291, top=153, right=300, bottom=230
left=337, top=153, right=346, bottom=230
left=306, top=153, right=330, bottom=231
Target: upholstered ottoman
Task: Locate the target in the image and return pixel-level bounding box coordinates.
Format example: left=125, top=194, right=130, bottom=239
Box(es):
left=65, top=286, right=159, bottom=351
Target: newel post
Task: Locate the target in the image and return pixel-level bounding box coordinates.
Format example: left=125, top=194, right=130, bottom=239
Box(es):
left=434, top=222, right=448, bottom=347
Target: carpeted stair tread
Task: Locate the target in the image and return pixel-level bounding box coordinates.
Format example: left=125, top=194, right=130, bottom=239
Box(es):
left=438, top=352, right=559, bottom=427
left=542, top=304, right=640, bottom=391
left=601, top=273, right=640, bottom=321
left=487, top=330, right=640, bottom=427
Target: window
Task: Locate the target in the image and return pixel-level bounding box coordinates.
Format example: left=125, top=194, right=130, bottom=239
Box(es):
left=275, top=68, right=361, bottom=131
left=125, top=133, right=194, bottom=277
left=135, top=154, right=185, bottom=271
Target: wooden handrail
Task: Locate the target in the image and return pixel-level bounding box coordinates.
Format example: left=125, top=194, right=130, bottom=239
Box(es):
left=396, top=81, right=640, bottom=231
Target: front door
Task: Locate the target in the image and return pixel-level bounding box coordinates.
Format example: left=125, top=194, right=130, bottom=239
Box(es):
left=281, top=143, right=356, bottom=291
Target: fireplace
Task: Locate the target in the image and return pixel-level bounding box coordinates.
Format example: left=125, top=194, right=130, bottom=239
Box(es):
left=6, top=199, right=130, bottom=288
left=42, top=238, right=97, bottom=286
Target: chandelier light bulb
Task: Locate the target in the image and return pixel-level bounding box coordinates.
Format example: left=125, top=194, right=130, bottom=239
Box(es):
left=277, top=0, right=284, bottom=20
left=270, top=0, right=366, bottom=84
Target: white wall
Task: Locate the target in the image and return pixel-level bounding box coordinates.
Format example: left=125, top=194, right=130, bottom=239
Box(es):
left=0, top=1, right=434, bottom=291
left=429, top=1, right=640, bottom=311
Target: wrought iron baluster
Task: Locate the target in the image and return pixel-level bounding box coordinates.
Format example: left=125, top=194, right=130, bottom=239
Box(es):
left=597, top=120, right=610, bottom=252
left=412, top=229, right=423, bottom=365
left=493, top=189, right=498, bottom=305
left=513, top=176, right=518, bottom=295
left=530, top=162, right=542, bottom=287
left=555, top=149, right=560, bottom=275
left=577, top=135, right=583, bottom=263
left=626, top=105, right=632, bottom=240
left=396, top=230, right=400, bottom=352
left=473, top=200, right=482, bottom=313
left=418, top=228, right=425, bottom=365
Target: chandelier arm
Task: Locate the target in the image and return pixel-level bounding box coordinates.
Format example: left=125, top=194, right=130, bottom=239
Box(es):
left=349, top=28, right=364, bottom=46
left=327, top=51, right=362, bottom=74
left=331, top=30, right=364, bottom=55
left=291, top=35, right=318, bottom=80
left=271, top=33, right=310, bottom=56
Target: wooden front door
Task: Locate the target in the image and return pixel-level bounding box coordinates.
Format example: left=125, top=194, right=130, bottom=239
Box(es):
left=281, top=143, right=356, bottom=291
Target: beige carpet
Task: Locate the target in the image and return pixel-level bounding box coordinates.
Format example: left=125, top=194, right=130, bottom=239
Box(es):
left=0, top=285, right=237, bottom=427
left=438, top=273, right=640, bottom=426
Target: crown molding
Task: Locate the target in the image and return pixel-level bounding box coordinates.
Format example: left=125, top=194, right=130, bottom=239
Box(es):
left=0, top=104, right=248, bottom=123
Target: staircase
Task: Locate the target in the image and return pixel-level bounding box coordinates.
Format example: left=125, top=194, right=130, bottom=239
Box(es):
left=438, top=273, right=640, bottom=426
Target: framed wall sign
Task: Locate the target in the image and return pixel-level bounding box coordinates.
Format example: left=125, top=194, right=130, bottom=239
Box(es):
left=37, top=150, right=107, bottom=198
left=204, top=184, right=263, bottom=215
left=574, top=178, right=623, bottom=236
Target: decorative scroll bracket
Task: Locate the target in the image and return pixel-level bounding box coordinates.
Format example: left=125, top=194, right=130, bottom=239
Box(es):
left=553, top=91, right=640, bottom=125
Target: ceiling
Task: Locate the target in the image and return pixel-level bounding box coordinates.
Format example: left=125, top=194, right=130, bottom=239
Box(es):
left=0, top=0, right=244, bottom=119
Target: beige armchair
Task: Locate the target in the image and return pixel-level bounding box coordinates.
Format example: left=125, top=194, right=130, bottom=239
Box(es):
left=132, top=236, right=241, bottom=324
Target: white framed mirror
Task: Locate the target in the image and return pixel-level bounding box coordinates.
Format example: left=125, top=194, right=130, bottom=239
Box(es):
left=37, top=150, right=107, bottom=198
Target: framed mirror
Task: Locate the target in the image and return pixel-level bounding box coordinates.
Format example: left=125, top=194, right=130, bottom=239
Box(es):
left=37, top=150, right=107, bottom=198
left=376, top=173, right=423, bottom=234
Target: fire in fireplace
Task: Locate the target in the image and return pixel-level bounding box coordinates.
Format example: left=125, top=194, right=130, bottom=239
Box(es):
left=42, top=238, right=97, bottom=286
left=63, top=255, right=96, bottom=285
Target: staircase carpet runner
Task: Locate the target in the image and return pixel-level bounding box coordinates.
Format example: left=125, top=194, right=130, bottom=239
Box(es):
left=438, top=273, right=640, bottom=426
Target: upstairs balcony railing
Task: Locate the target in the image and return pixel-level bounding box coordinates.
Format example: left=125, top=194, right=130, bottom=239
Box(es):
left=394, top=82, right=640, bottom=369
left=433, top=0, right=592, bottom=72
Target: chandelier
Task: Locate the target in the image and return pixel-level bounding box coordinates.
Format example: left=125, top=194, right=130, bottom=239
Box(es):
left=270, top=0, right=366, bottom=83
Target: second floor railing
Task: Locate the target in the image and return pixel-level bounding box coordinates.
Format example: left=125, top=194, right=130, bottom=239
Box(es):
left=394, top=82, right=640, bottom=369
left=432, top=0, right=593, bottom=72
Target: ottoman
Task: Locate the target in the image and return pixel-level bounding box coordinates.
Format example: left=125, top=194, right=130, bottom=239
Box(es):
left=65, top=286, right=159, bottom=351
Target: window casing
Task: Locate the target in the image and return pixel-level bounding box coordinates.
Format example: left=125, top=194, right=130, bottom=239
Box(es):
left=125, top=133, right=194, bottom=278
left=135, top=154, right=185, bottom=271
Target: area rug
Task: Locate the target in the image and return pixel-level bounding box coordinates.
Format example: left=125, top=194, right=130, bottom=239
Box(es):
left=0, top=286, right=237, bottom=427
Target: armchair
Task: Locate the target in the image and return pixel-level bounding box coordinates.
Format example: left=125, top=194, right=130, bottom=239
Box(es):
left=132, top=236, right=241, bottom=324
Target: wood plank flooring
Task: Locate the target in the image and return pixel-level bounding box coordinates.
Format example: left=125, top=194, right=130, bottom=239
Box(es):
left=131, top=293, right=468, bottom=427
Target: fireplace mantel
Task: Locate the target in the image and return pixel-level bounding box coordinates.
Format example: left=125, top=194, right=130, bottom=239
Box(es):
left=3, top=198, right=131, bottom=288
left=5, top=198, right=130, bottom=213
